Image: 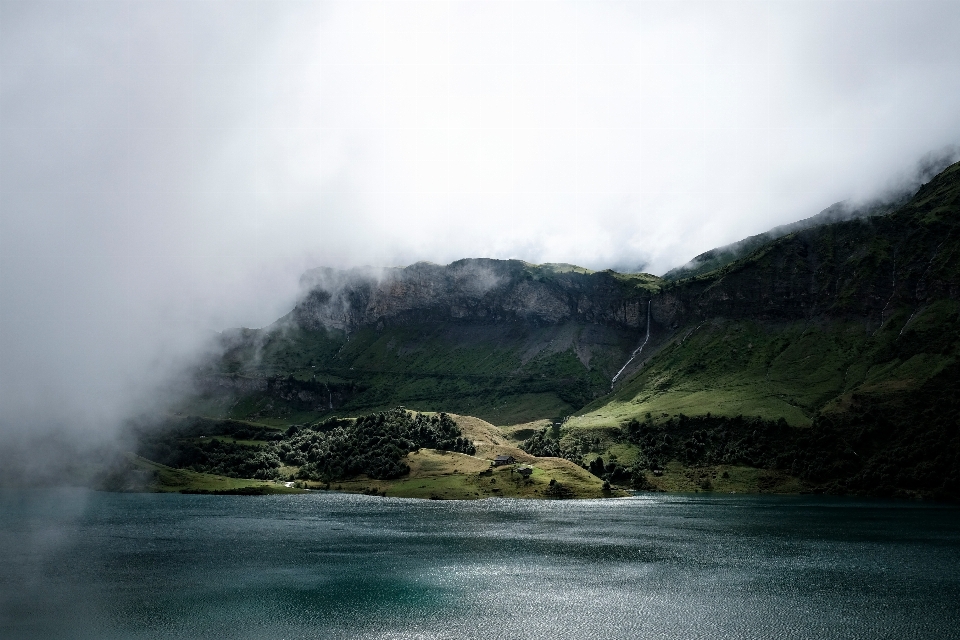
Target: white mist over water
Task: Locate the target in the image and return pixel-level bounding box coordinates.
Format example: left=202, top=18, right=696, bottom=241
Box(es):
left=1, top=0, right=959, bottom=445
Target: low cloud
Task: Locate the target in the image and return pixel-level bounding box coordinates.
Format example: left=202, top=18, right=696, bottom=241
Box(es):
left=1, top=1, right=959, bottom=446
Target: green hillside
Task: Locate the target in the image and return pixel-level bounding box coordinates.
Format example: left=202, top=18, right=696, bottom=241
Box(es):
left=160, top=160, right=960, bottom=499
left=581, top=160, right=960, bottom=426
left=565, top=161, right=960, bottom=498
left=573, top=301, right=958, bottom=429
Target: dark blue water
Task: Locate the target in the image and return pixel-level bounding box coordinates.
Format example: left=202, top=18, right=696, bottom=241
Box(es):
left=2, top=490, right=959, bottom=639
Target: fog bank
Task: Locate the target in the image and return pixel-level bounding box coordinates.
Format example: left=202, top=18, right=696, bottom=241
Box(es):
left=1, top=0, right=959, bottom=444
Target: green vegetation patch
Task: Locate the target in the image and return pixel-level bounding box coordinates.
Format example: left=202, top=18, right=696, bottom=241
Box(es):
left=137, top=408, right=476, bottom=486
left=289, top=410, right=475, bottom=482
left=640, top=463, right=803, bottom=494
left=576, top=308, right=960, bottom=432
left=132, top=457, right=302, bottom=495
left=312, top=450, right=611, bottom=500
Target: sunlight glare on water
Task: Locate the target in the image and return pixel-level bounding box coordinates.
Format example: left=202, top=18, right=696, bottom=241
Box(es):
left=1, top=490, right=959, bottom=639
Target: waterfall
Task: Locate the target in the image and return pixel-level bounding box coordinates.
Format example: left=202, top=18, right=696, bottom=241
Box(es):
left=611, top=300, right=651, bottom=386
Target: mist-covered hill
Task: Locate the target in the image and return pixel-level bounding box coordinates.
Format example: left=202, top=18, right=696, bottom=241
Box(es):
left=196, top=261, right=662, bottom=424
left=181, top=160, right=960, bottom=498
left=661, top=148, right=960, bottom=282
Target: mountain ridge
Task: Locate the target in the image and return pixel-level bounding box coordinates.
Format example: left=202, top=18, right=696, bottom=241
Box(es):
left=170, top=160, right=960, bottom=498
left=200, top=160, right=959, bottom=425
left=662, top=147, right=960, bottom=282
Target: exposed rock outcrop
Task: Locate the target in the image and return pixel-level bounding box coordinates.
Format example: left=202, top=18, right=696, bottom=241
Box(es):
left=293, top=259, right=661, bottom=333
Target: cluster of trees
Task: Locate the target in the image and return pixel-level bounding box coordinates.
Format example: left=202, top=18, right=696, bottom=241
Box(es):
left=622, top=413, right=795, bottom=470
left=287, top=409, right=474, bottom=481
left=138, top=437, right=282, bottom=480
left=138, top=408, right=476, bottom=484
left=587, top=456, right=635, bottom=485
left=788, top=364, right=960, bottom=499
left=520, top=427, right=652, bottom=490
left=518, top=430, right=560, bottom=457
left=518, top=429, right=582, bottom=464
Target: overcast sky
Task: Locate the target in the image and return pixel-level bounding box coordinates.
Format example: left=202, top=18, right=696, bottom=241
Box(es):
left=2, top=0, right=959, bottom=437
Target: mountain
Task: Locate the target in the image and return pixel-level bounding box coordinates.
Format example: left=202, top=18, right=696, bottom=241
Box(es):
left=196, top=261, right=662, bottom=424
left=570, top=160, right=960, bottom=497
left=180, top=160, right=960, bottom=498
left=582, top=160, right=960, bottom=424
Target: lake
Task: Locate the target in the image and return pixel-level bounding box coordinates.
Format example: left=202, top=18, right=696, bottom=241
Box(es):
left=2, top=489, right=959, bottom=639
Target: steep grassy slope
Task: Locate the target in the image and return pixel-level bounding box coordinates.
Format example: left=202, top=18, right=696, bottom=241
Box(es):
left=573, top=300, right=958, bottom=429
left=662, top=150, right=958, bottom=282
left=192, top=322, right=639, bottom=424
left=658, top=161, right=960, bottom=324
left=579, top=160, right=960, bottom=429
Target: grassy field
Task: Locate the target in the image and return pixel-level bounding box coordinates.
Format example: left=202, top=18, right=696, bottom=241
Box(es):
left=295, top=414, right=613, bottom=499
left=308, top=414, right=805, bottom=499
left=306, top=449, right=613, bottom=499
left=132, top=456, right=303, bottom=495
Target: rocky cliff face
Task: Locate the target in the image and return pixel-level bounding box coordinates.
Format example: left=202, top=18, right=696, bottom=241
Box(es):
left=290, top=162, right=958, bottom=342
left=293, top=259, right=660, bottom=333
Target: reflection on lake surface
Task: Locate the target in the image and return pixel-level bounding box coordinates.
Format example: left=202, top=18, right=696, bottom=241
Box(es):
left=2, top=489, right=960, bottom=639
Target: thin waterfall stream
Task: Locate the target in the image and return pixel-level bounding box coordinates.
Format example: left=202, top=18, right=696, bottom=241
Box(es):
left=611, top=300, right=651, bottom=386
